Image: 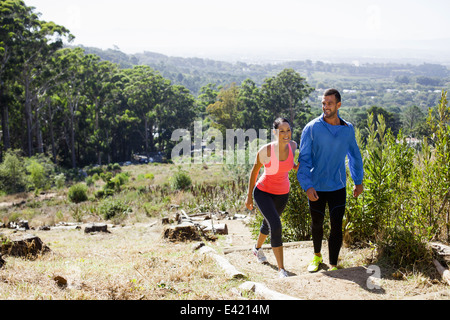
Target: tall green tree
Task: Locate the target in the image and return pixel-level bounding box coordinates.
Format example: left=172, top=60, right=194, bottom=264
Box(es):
left=157, top=84, right=196, bottom=151
left=123, top=65, right=170, bottom=156
left=237, top=78, right=267, bottom=131
left=0, top=0, right=34, bottom=152
left=206, top=83, right=240, bottom=134
left=10, top=1, right=73, bottom=156
left=261, top=68, right=313, bottom=128
left=82, top=54, right=120, bottom=164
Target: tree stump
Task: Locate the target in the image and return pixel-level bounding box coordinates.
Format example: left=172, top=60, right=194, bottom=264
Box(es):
left=163, top=222, right=201, bottom=241
left=84, top=223, right=109, bottom=233
left=1, top=233, right=50, bottom=259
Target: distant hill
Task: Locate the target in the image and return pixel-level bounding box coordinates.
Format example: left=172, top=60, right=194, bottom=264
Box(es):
left=71, top=45, right=450, bottom=97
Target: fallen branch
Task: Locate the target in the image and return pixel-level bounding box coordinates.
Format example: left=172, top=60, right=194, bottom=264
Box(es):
left=432, top=258, right=450, bottom=286
left=430, top=242, right=450, bottom=262
left=198, top=246, right=245, bottom=279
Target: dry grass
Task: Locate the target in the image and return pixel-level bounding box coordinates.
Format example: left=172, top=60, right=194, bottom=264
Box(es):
left=0, top=223, right=245, bottom=300
left=0, top=162, right=249, bottom=300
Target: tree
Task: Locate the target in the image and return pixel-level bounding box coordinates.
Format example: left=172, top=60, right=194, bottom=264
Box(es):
left=123, top=65, right=170, bottom=156
left=8, top=2, right=73, bottom=156
left=261, top=68, right=313, bottom=128
left=206, top=83, right=240, bottom=134
left=82, top=55, right=120, bottom=164
left=157, top=84, right=196, bottom=151
left=402, top=105, right=425, bottom=137
left=237, top=78, right=267, bottom=131
left=197, top=83, right=220, bottom=118
left=53, top=47, right=87, bottom=168
left=0, top=0, right=37, bottom=152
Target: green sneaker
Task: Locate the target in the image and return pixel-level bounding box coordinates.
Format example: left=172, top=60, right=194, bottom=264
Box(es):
left=330, top=266, right=338, bottom=271
left=307, top=255, right=323, bottom=272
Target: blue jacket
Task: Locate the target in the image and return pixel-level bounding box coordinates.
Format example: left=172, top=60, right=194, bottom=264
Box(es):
left=297, top=114, right=364, bottom=192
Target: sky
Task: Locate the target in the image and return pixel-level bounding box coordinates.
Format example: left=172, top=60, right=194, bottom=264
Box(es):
left=24, top=0, right=450, bottom=63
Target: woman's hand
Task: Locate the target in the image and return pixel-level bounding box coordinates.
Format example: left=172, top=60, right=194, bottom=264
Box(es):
left=245, top=194, right=254, bottom=210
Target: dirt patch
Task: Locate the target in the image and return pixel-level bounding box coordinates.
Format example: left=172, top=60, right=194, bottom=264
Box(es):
left=220, top=218, right=450, bottom=300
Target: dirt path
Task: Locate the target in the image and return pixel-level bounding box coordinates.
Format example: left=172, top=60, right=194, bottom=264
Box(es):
left=220, top=218, right=450, bottom=300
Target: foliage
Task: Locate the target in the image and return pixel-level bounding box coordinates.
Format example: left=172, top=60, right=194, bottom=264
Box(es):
left=68, top=183, right=88, bottom=203
left=250, top=171, right=311, bottom=243
left=0, top=149, right=28, bottom=194
left=25, top=154, right=55, bottom=191
left=171, top=169, right=192, bottom=190
left=98, top=198, right=131, bottom=222
left=281, top=171, right=311, bottom=242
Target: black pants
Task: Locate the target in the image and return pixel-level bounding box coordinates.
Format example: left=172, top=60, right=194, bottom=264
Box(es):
left=253, top=187, right=289, bottom=248
left=309, top=188, right=346, bottom=266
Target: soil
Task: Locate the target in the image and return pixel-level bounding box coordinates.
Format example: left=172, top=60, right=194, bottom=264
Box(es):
left=221, top=218, right=450, bottom=300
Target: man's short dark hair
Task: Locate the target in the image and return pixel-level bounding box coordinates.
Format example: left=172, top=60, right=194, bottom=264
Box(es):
left=323, top=88, right=341, bottom=104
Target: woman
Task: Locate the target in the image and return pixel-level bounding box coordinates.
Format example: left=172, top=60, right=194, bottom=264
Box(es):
left=245, top=118, right=299, bottom=278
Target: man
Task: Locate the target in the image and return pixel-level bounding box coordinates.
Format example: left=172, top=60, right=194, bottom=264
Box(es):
left=297, top=88, right=364, bottom=272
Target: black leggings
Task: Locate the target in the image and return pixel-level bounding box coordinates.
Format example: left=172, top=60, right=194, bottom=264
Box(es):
left=309, top=188, right=346, bottom=266
left=253, top=187, right=289, bottom=248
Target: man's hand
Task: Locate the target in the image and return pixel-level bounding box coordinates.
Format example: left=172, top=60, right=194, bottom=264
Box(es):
left=306, top=187, right=319, bottom=202
left=353, top=184, right=363, bottom=198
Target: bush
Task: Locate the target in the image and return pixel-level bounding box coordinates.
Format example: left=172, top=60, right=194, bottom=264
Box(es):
left=99, top=198, right=131, bottom=222
left=250, top=171, right=311, bottom=242
left=68, top=183, right=88, bottom=203
left=281, top=171, right=312, bottom=241
left=25, top=154, right=55, bottom=191
left=172, top=169, right=192, bottom=190
left=54, top=173, right=66, bottom=189
left=0, top=150, right=28, bottom=194
left=377, top=228, right=432, bottom=268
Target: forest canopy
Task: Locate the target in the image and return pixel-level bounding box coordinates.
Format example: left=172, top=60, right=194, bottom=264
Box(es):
left=1, top=0, right=449, bottom=169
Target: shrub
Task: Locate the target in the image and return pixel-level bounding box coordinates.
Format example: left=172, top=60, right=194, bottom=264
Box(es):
left=250, top=171, right=312, bottom=242
left=0, top=150, right=27, bottom=194
left=68, top=183, right=88, bottom=203
left=172, top=169, right=192, bottom=190
left=54, top=173, right=66, bottom=189
left=281, top=171, right=312, bottom=242
left=25, top=154, right=55, bottom=191
left=99, top=198, right=131, bottom=222
left=377, top=228, right=432, bottom=268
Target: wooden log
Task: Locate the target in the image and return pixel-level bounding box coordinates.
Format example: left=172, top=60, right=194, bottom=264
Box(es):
left=199, top=221, right=228, bottom=235
left=432, top=258, right=450, bottom=285
left=430, top=242, right=450, bottom=262
left=84, top=223, right=109, bottom=233
left=199, top=246, right=245, bottom=279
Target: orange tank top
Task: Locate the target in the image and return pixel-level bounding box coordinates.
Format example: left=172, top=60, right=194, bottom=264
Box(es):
left=255, top=142, right=294, bottom=195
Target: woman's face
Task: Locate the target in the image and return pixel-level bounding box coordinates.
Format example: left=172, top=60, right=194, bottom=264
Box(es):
left=274, top=122, right=291, bottom=143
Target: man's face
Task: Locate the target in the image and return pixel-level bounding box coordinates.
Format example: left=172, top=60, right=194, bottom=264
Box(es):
left=322, top=94, right=341, bottom=119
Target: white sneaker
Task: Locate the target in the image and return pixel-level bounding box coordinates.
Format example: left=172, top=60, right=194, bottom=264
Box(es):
left=252, top=245, right=267, bottom=264
left=278, top=269, right=289, bottom=278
